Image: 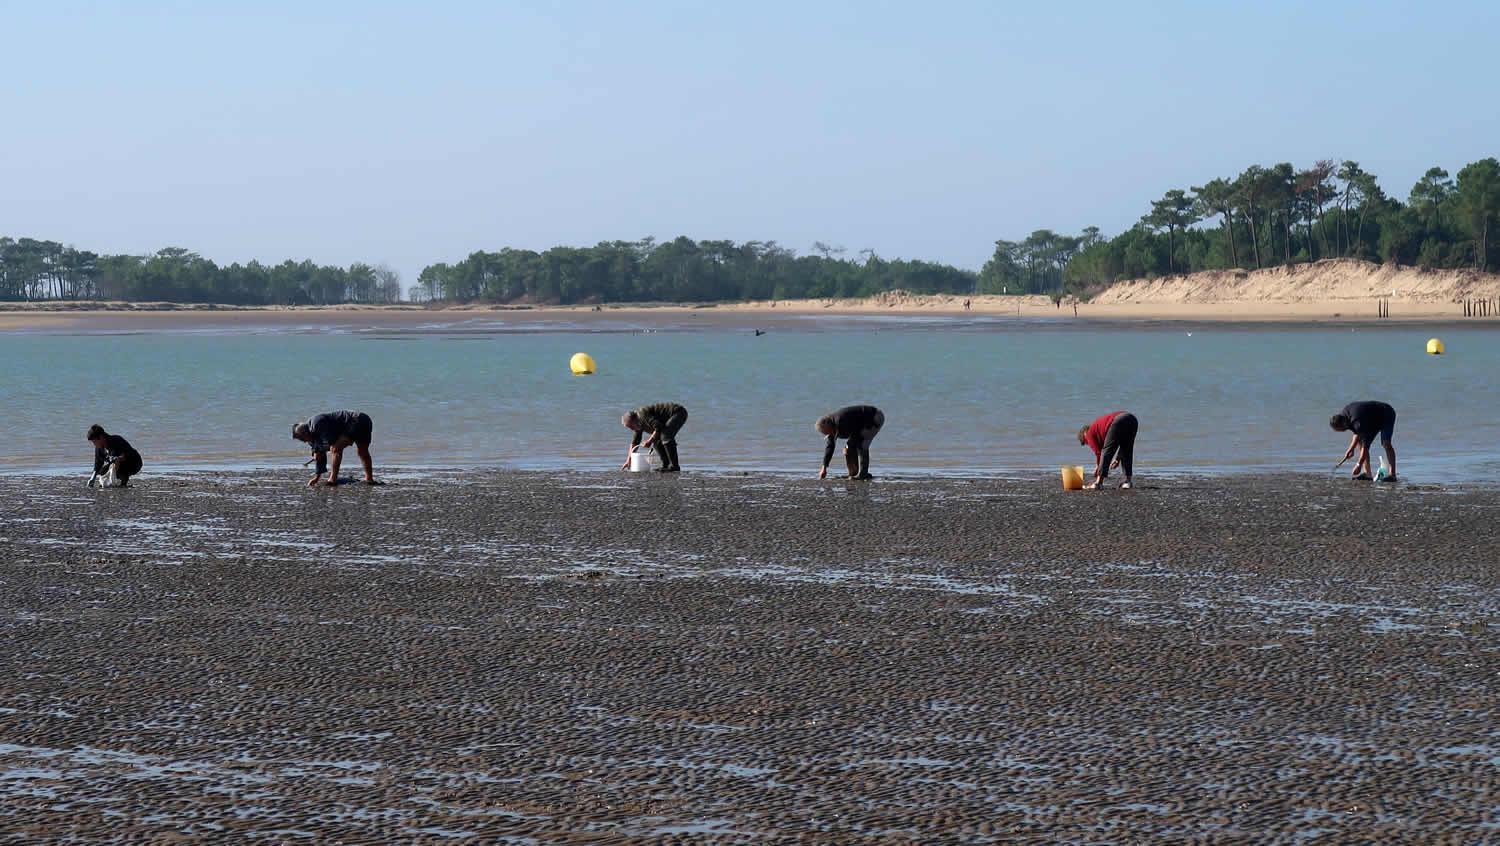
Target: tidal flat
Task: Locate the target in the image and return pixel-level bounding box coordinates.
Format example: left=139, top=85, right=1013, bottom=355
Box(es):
left=0, top=471, right=1496, bottom=844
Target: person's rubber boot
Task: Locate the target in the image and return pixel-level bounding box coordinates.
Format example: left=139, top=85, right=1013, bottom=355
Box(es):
left=652, top=440, right=671, bottom=472
left=855, top=450, right=873, bottom=481
left=664, top=442, right=681, bottom=472
left=844, top=447, right=859, bottom=479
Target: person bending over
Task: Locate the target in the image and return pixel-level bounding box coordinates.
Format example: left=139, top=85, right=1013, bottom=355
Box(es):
left=816, top=405, right=885, bottom=480
left=86, top=424, right=143, bottom=486
left=621, top=403, right=688, bottom=472
left=292, top=410, right=376, bottom=487
left=1078, top=410, right=1138, bottom=490
left=1330, top=400, right=1396, bottom=481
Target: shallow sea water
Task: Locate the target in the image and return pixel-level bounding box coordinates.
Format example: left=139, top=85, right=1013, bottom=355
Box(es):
left=2, top=315, right=1496, bottom=482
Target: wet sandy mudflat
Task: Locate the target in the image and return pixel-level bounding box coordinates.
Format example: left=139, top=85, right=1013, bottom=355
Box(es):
left=0, top=470, right=1496, bottom=844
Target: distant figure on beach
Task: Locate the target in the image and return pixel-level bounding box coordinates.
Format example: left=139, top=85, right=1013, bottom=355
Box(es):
left=292, top=410, right=376, bottom=486
left=1078, top=411, right=1137, bottom=490
left=86, top=424, right=143, bottom=487
left=621, top=402, right=688, bottom=472
left=963, top=298, right=971, bottom=311
left=1330, top=400, right=1397, bottom=481
left=816, top=405, right=885, bottom=480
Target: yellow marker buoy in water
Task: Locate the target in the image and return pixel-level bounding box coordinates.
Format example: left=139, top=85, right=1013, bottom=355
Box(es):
left=1426, top=338, right=1444, bottom=356
left=569, top=352, right=596, bottom=375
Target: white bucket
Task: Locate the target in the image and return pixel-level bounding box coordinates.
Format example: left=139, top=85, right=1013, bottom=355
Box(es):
left=628, top=449, right=652, bottom=472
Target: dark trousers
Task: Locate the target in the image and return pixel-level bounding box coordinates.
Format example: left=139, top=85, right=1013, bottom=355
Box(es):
left=109, top=451, right=143, bottom=483
left=350, top=413, right=374, bottom=448
left=1099, top=413, right=1138, bottom=479
left=845, top=411, right=885, bottom=478
left=651, top=408, right=688, bottom=469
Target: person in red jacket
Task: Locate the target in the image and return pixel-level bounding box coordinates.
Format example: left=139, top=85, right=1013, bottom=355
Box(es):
left=1077, top=411, right=1138, bottom=490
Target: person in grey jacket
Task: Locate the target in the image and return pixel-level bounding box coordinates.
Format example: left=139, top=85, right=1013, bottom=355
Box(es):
left=292, top=410, right=376, bottom=486
left=621, top=402, right=688, bottom=472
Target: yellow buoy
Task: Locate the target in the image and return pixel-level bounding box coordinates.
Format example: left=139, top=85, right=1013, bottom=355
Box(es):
left=1426, top=338, right=1444, bottom=356
left=569, top=352, right=596, bottom=375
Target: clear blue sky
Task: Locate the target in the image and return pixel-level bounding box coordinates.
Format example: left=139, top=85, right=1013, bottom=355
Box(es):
left=3, top=1, right=1496, bottom=288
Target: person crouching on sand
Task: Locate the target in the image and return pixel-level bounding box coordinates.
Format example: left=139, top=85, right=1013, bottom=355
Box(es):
left=86, top=424, right=143, bottom=486
left=292, top=410, right=377, bottom=486
left=1330, top=400, right=1396, bottom=481
left=816, top=405, right=885, bottom=480
left=621, top=403, right=688, bottom=472
left=1078, top=411, right=1137, bottom=490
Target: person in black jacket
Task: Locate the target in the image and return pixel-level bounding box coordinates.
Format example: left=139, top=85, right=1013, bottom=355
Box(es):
left=1330, top=400, right=1397, bottom=481
left=815, top=405, right=885, bottom=480
left=86, top=424, right=143, bottom=487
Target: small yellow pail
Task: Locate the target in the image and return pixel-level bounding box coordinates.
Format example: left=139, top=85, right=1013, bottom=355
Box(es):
left=1061, top=465, right=1085, bottom=491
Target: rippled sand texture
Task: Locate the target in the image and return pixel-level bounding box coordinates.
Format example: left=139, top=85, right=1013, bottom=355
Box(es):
left=1, top=472, right=1497, bottom=844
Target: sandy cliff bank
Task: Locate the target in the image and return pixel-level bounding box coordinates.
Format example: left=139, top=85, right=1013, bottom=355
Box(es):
left=1084, top=258, right=1500, bottom=320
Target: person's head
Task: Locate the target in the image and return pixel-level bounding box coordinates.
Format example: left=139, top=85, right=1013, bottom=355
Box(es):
left=291, top=421, right=313, bottom=443
left=1077, top=426, right=1089, bottom=446
left=815, top=417, right=835, bottom=437
left=86, top=424, right=107, bottom=447
left=1329, top=413, right=1351, bottom=432
left=621, top=411, right=642, bottom=432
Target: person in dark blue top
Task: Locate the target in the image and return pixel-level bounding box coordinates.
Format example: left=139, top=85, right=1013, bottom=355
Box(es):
left=292, top=410, right=376, bottom=486
left=1330, top=400, right=1396, bottom=481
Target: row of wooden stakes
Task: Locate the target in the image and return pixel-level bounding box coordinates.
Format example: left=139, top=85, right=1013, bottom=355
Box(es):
left=1462, top=299, right=1500, bottom=317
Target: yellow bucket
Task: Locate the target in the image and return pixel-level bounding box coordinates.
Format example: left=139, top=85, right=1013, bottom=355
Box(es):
left=1061, top=465, right=1085, bottom=491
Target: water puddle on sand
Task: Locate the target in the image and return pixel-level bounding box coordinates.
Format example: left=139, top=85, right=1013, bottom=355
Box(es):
left=650, top=818, right=743, bottom=835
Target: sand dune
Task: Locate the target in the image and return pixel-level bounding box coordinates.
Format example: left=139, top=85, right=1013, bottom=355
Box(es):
left=1092, top=258, right=1500, bottom=305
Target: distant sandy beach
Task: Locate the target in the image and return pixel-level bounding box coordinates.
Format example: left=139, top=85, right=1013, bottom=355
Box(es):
left=3, top=259, right=1498, bottom=330
left=0, top=296, right=1483, bottom=333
